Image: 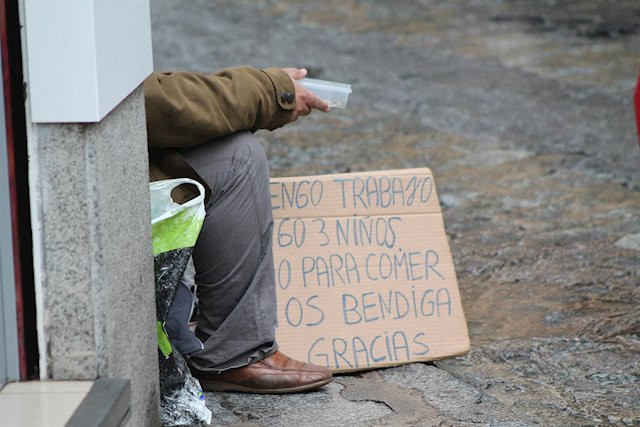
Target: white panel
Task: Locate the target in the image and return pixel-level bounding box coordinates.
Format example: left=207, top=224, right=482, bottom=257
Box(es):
left=24, top=0, right=153, bottom=123
left=25, top=1, right=99, bottom=122
left=94, top=0, right=153, bottom=119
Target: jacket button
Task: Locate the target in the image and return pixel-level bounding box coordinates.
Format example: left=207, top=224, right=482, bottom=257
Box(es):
left=281, top=92, right=294, bottom=103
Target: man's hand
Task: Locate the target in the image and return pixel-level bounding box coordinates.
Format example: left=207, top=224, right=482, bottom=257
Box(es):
left=282, top=68, right=330, bottom=122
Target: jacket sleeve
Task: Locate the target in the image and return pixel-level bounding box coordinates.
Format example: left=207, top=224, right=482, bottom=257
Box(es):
left=144, top=67, right=296, bottom=148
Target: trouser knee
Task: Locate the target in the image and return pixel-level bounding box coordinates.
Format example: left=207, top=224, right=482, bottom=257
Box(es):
left=178, top=131, right=270, bottom=207
left=227, top=132, right=269, bottom=179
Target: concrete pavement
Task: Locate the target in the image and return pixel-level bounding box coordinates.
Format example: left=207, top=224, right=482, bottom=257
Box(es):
left=150, top=1, right=640, bottom=424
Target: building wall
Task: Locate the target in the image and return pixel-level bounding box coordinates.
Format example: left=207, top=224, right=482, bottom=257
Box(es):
left=27, top=86, right=160, bottom=426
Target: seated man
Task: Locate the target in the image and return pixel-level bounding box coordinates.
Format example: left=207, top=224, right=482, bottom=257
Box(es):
left=145, top=66, right=332, bottom=393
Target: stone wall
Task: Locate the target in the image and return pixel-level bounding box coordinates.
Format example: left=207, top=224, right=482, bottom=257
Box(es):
left=28, top=86, right=160, bottom=426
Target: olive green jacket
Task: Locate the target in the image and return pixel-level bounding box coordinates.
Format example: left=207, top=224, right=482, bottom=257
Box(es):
left=144, top=66, right=296, bottom=203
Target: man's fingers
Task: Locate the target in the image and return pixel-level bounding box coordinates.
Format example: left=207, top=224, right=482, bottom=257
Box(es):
left=298, top=91, right=329, bottom=114
left=291, top=68, right=307, bottom=80
left=307, top=93, right=330, bottom=112
left=283, top=67, right=307, bottom=80
left=286, top=74, right=330, bottom=123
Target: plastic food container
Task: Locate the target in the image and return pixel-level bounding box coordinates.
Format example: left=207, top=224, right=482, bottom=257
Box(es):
left=300, top=78, right=352, bottom=108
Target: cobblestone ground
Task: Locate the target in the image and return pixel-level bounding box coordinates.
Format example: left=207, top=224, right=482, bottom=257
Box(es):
left=150, top=0, right=640, bottom=425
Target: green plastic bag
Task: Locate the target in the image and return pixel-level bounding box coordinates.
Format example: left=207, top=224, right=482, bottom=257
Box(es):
left=150, top=178, right=211, bottom=426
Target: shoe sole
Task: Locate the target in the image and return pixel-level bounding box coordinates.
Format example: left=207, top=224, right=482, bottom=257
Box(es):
left=199, top=376, right=333, bottom=394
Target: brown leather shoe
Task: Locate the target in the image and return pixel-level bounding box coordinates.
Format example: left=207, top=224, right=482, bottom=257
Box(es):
left=190, top=351, right=333, bottom=394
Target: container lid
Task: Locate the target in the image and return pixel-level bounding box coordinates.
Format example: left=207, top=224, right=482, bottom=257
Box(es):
left=300, top=78, right=352, bottom=94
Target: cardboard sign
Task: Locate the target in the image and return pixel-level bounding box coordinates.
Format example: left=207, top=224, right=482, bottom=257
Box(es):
left=271, top=168, right=469, bottom=373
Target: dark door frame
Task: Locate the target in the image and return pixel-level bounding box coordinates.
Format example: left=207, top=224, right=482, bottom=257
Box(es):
left=0, top=20, right=18, bottom=385
left=1, top=0, right=38, bottom=380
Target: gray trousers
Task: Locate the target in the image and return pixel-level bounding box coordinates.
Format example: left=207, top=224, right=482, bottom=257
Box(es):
left=179, top=132, right=278, bottom=372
